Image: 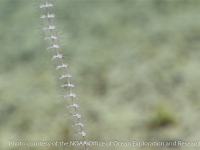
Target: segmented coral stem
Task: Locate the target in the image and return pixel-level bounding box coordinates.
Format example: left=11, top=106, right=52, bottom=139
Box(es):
left=39, top=1, right=88, bottom=149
